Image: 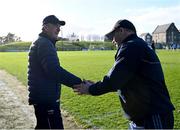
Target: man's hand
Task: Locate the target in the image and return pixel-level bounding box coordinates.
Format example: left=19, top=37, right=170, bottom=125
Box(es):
left=73, top=80, right=95, bottom=95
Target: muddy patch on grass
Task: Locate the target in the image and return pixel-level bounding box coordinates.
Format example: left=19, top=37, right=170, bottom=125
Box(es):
left=0, top=70, right=80, bottom=129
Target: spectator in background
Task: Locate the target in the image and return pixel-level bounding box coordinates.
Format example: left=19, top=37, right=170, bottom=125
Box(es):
left=151, top=40, right=155, bottom=51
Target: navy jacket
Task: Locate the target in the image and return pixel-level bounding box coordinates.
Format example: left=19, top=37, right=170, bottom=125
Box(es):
left=28, top=32, right=82, bottom=104
left=89, top=34, right=175, bottom=121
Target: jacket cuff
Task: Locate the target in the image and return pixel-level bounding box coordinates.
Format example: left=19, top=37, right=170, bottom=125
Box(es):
left=88, top=82, right=103, bottom=96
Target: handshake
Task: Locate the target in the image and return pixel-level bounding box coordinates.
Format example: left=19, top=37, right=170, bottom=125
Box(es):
left=73, top=80, right=95, bottom=95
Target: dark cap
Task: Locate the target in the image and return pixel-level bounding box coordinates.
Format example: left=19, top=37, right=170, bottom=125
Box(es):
left=105, top=19, right=136, bottom=41
left=43, top=15, right=65, bottom=26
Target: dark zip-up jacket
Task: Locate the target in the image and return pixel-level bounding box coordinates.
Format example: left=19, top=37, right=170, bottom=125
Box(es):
left=89, top=34, right=175, bottom=121
left=28, top=32, right=82, bottom=104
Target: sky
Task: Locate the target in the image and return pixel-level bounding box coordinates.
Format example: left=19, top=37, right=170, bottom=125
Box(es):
left=0, top=0, right=180, bottom=41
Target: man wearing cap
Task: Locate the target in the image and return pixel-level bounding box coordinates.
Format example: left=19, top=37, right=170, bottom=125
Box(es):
left=28, top=15, right=82, bottom=129
left=74, top=19, right=175, bottom=129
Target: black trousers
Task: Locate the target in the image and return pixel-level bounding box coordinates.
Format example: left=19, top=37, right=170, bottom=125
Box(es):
left=130, top=111, right=174, bottom=129
left=33, top=102, right=64, bottom=129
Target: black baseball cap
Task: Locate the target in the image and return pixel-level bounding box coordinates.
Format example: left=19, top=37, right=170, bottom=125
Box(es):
left=105, top=19, right=136, bottom=41
left=43, top=15, right=65, bottom=26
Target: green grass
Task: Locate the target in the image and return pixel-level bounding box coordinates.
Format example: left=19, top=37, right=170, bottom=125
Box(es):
left=0, top=50, right=179, bottom=128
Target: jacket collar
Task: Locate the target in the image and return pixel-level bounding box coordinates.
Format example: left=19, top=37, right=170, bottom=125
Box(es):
left=39, top=32, right=57, bottom=46
left=115, top=34, right=137, bottom=59
left=121, top=33, right=137, bottom=44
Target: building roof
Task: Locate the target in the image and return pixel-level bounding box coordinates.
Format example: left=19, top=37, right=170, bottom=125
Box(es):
left=152, top=23, right=173, bottom=34
left=139, top=33, right=151, bottom=37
